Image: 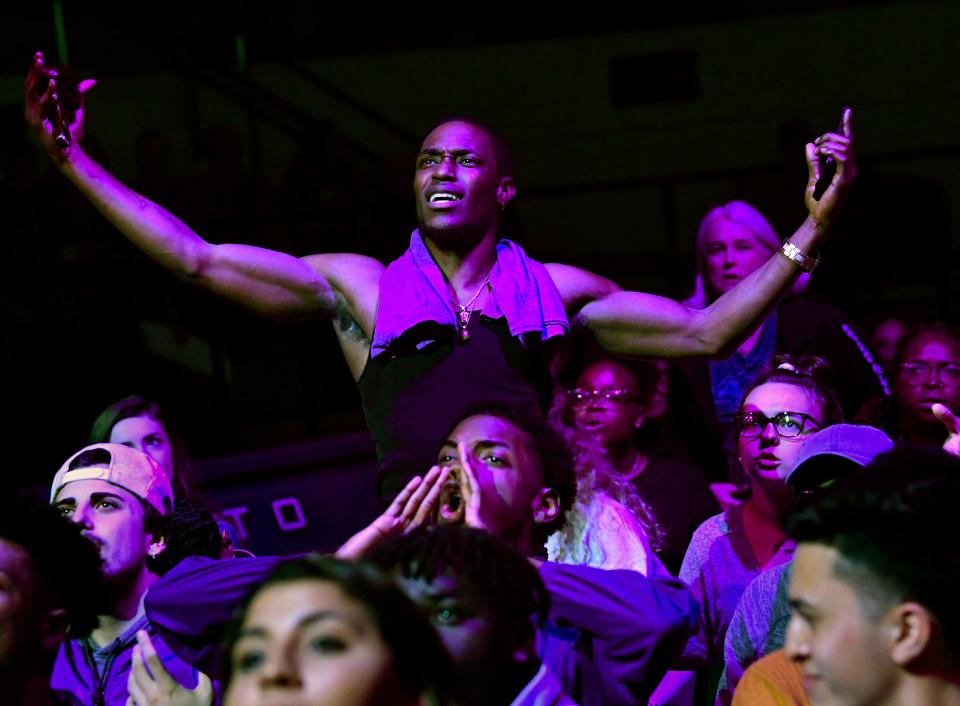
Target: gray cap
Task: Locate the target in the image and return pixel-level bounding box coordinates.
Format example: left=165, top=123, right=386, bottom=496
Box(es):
left=786, top=424, right=894, bottom=490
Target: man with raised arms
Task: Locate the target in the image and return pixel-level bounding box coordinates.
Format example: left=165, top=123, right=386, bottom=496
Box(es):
left=26, top=53, right=856, bottom=498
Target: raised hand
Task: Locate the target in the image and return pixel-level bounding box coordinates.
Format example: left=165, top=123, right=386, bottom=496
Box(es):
left=457, top=452, right=490, bottom=532
left=24, top=51, right=96, bottom=159
left=933, top=403, right=960, bottom=458
left=126, top=630, right=214, bottom=706
left=804, top=107, right=856, bottom=229
left=336, top=465, right=449, bottom=559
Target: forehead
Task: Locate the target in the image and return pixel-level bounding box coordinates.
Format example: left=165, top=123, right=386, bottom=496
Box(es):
left=576, top=360, right=638, bottom=390
left=701, top=219, right=759, bottom=245
left=790, top=543, right=862, bottom=606
left=743, top=382, right=822, bottom=417
left=54, top=478, right=139, bottom=506
left=0, top=538, right=34, bottom=584
left=448, top=414, right=532, bottom=450
left=901, top=333, right=960, bottom=362
left=873, top=319, right=907, bottom=340
left=395, top=570, right=460, bottom=604
left=245, top=579, right=371, bottom=629
left=109, top=415, right=166, bottom=439
left=420, top=121, right=495, bottom=155
left=790, top=543, right=835, bottom=603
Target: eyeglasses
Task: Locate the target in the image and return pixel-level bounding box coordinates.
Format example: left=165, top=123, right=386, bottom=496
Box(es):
left=566, top=387, right=637, bottom=406
left=736, top=411, right=823, bottom=440
left=899, top=361, right=960, bottom=387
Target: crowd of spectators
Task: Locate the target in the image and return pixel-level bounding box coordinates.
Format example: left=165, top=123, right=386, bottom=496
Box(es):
left=10, top=54, right=960, bottom=706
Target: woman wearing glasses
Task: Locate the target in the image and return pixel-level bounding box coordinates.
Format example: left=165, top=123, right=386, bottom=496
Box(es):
left=857, top=322, right=960, bottom=448
left=678, top=355, right=843, bottom=667
left=563, top=357, right=718, bottom=574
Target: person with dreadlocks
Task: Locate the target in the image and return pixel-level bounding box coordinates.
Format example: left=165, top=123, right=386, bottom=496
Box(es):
left=365, top=525, right=571, bottom=706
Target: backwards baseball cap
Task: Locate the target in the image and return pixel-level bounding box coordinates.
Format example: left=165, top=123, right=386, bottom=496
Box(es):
left=785, top=424, right=894, bottom=491
left=51, top=443, right=174, bottom=515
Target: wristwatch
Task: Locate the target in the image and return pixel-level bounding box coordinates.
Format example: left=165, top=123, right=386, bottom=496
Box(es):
left=780, top=241, right=820, bottom=273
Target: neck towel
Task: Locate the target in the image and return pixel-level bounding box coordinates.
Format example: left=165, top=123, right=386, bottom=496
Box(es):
left=371, top=230, right=569, bottom=357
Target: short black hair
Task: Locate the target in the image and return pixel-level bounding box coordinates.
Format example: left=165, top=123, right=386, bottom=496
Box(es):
left=448, top=402, right=577, bottom=536
left=426, top=116, right=515, bottom=179
left=786, top=445, right=960, bottom=658
left=365, top=525, right=548, bottom=649
left=149, top=497, right=223, bottom=575
left=222, top=555, right=457, bottom=703
left=0, top=494, right=102, bottom=636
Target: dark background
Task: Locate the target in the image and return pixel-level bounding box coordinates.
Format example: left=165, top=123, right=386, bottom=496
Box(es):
left=2, top=1, right=957, bottom=552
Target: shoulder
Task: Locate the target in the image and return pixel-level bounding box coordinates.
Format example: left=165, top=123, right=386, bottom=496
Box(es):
left=680, top=512, right=729, bottom=579
left=691, top=511, right=732, bottom=543
left=302, top=252, right=385, bottom=282
left=544, top=262, right=621, bottom=313
left=745, top=562, right=792, bottom=597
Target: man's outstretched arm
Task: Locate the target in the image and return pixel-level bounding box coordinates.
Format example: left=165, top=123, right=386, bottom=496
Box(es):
left=25, top=52, right=383, bottom=330
left=559, top=109, right=856, bottom=359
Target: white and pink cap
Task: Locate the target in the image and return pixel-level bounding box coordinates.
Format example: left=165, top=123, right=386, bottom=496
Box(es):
left=50, top=443, right=174, bottom=515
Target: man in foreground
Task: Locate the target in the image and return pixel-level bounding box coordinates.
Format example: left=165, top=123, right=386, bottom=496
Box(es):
left=782, top=445, right=960, bottom=705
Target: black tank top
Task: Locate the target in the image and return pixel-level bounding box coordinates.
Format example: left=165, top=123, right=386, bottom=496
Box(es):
left=358, top=315, right=555, bottom=502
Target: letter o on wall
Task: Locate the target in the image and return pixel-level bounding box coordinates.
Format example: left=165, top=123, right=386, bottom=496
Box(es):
left=272, top=497, right=307, bottom=532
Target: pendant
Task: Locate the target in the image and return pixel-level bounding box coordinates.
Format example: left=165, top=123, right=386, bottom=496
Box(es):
left=458, top=309, right=472, bottom=342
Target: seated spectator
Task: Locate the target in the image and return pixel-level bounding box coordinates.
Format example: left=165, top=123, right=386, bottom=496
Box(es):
left=782, top=446, right=960, bottom=705
left=367, top=525, right=573, bottom=705
left=680, top=355, right=843, bottom=667
left=565, top=356, right=718, bottom=572
left=89, top=395, right=193, bottom=497
left=150, top=497, right=232, bottom=575
left=90, top=395, right=247, bottom=553
left=48, top=443, right=206, bottom=706
left=670, top=201, right=885, bottom=484
left=717, top=423, right=894, bottom=705
left=865, top=314, right=908, bottom=376
left=543, top=444, right=666, bottom=576
left=222, top=554, right=456, bottom=706
left=857, top=322, right=960, bottom=447
left=0, top=495, right=101, bottom=706
left=145, top=406, right=697, bottom=706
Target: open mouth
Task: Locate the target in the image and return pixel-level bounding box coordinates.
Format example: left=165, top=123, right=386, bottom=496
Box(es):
left=82, top=534, right=104, bottom=551
left=428, top=192, right=463, bottom=205
left=438, top=474, right=464, bottom=523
